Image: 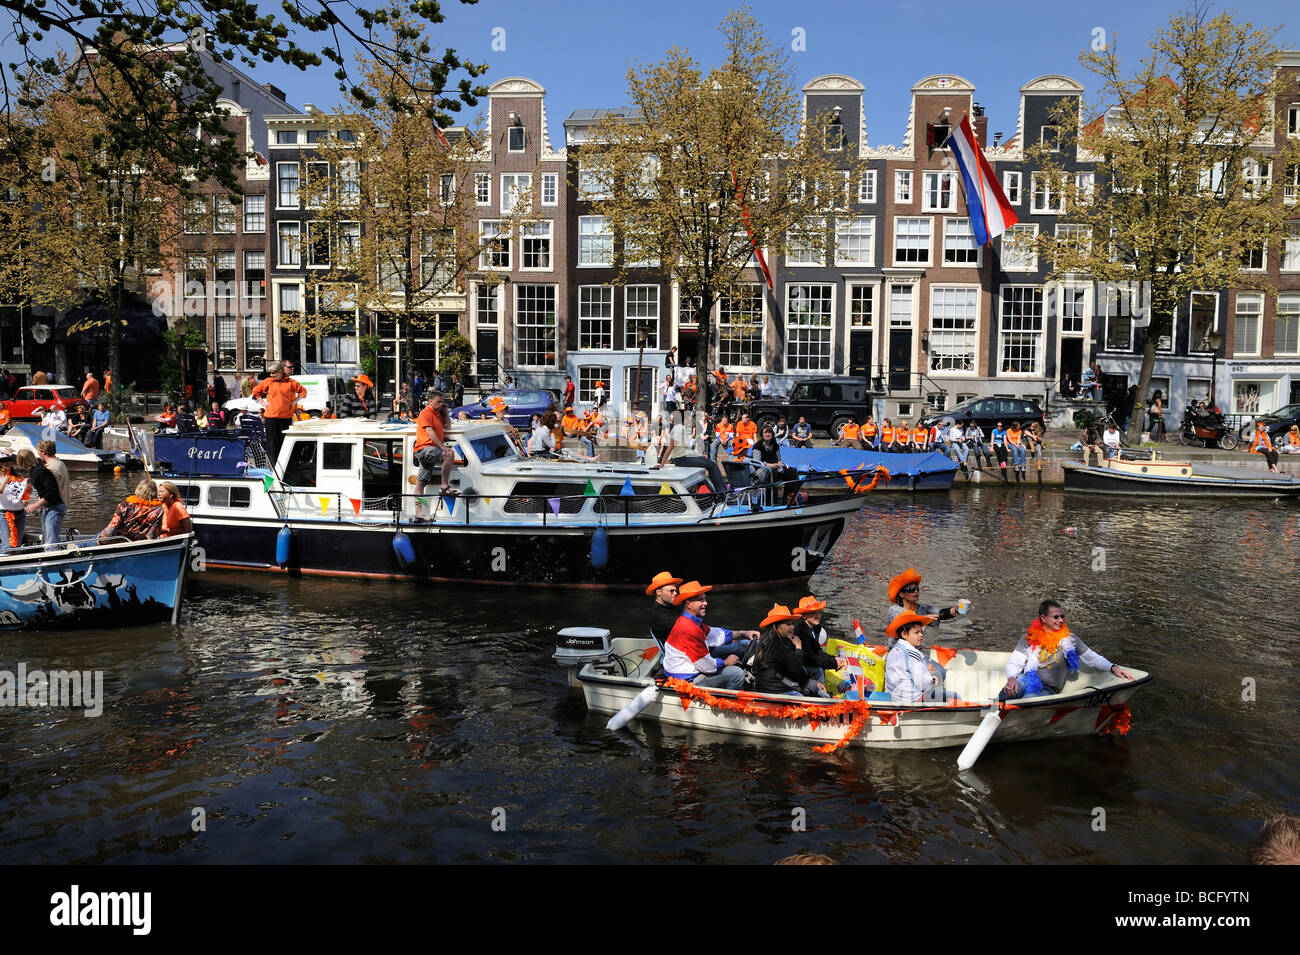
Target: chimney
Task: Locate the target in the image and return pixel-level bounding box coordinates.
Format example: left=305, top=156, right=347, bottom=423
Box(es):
left=188, top=27, right=206, bottom=52
left=262, top=82, right=287, bottom=102
left=304, top=103, right=318, bottom=116
left=973, top=103, right=989, bottom=149
left=994, top=131, right=1004, bottom=147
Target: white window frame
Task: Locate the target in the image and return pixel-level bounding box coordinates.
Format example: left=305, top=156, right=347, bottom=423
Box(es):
left=578, top=215, right=613, bottom=267
left=1289, top=103, right=1300, bottom=137
left=922, top=171, right=957, bottom=213
left=1000, top=224, right=1038, bottom=272
left=500, top=173, right=532, bottom=214
left=479, top=219, right=510, bottom=270
left=1282, top=223, right=1300, bottom=272
left=787, top=216, right=826, bottom=266
left=242, top=194, right=265, bottom=233
left=541, top=172, right=558, bottom=206
left=1003, top=171, right=1021, bottom=205
left=1041, top=125, right=1061, bottom=151
left=475, top=172, right=491, bottom=206
left=577, top=285, right=614, bottom=351
left=716, top=284, right=764, bottom=371
left=1186, top=291, right=1219, bottom=355
left=998, top=284, right=1046, bottom=376
left=513, top=283, right=558, bottom=368
left=1242, top=158, right=1272, bottom=199
left=520, top=220, right=553, bottom=272
left=277, top=221, right=301, bottom=268
left=624, top=285, right=660, bottom=350
left=1030, top=173, right=1065, bottom=214
left=786, top=283, right=834, bottom=372
left=834, top=216, right=874, bottom=267
left=1276, top=292, right=1300, bottom=356
left=213, top=196, right=236, bottom=234
left=928, top=285, right=979, bottom=374
left=942, top=217, right=980, bottom=267
left=1233, top=292, right=1263, bottom=357
left=577, top=161, right=611, bottom=201
left=857, top=170, right=877, bottom=203
left=508, top=125, right=526, bottom=152
left=1241, top=239, right=1266, bottom=272
left=892, top=216, right=932, bottom=266
left=894, top=169, right=913, bottom=203
left=276, top=162, right=300, bottom=209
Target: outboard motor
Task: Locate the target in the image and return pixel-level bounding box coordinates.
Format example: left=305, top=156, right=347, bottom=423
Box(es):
left=553, top=627, right=615, bottom=684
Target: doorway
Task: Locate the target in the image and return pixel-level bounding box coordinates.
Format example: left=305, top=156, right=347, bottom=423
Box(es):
left=849, top=330, right=872, bottom=379
left=888, top=329, right=912, bottom=392
left=625, top=366, right=656, bottom=416
left=1060, top=339, right=1083, bottom=394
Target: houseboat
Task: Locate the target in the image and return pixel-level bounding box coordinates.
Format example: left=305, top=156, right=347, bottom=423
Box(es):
left=149, top=419, right=869, bottom=589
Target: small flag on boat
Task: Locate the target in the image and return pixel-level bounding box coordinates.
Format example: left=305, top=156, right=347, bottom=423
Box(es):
left=416, top=497, right=428, bottom=509
left=319, top=496, right=330, bottom=516
left=584, top=480, right=597, bottom=496
left=620, top=478, right=635, bottom=496
left=262, top=474, right=274, bottom=492
left=852, top=619, right=866, bottom=644
left=350, top=498, right=361, bottom=515
left=442, top=494, right=455, bottom=515
left=659, top=482, right=673, bottom=495
left=548, top=497, right=561, bottom=515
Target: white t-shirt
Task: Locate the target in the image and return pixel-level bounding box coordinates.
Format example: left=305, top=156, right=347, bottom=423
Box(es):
left=1, top=477, right=27, bottom=511
left=1102, top=429, right=1121, bottom=449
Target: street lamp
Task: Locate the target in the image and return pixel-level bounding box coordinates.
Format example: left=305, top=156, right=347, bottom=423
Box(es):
left=1207, top=330, right=1224, bottom=411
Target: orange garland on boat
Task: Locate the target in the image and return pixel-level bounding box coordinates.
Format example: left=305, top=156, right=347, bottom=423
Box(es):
left=840, top=466, right=891, bottom=494
left=1101, top=703, right=1132, bottom=736
left=662, top=677, right=897, bottom=753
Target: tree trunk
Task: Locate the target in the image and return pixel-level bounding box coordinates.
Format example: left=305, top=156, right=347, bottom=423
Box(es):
left=108, top=278, right=124, bottom=420
left=692, top=294, right=716, bottom=453
left=1126, top=332, right=1158, bottom=446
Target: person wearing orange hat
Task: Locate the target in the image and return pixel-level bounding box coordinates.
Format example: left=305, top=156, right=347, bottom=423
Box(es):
left=886, top=566, right=964, bottom=637
left=1000, top=600, right=1134, bottom=701
left=753, top=603, right=828, bottom=696
left=647, top=571, right=684, bottom=647
left=662, top=581, right=748, bottom=689
left=792, top=595, right=845, bottom=694
left=884, top=612, right=945, bottom=703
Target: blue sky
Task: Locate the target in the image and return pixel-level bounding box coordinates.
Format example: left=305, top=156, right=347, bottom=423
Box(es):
left=3, top=1, right=1297, bottom=144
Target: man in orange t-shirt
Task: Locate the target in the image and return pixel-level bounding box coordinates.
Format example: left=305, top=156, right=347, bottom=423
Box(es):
left=733, top=412, right=758, bottom=453
left=413, top=392, right=453, bottom=519
left=730, top=375, right=749, bottom=405
left=251, top=361, right=308, bottom=462
left=82, top=372, right=100, bottom=403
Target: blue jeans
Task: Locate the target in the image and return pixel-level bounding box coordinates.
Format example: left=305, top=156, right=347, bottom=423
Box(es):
left=950, top=443, right=969, bottom=465
left=713, top=639, right=751, bottom=660
left=1009, top=444, right=1026, bottom=468
left=42, top=503, right=66, bottom=546
left=695, top=666, right=747, bottom=690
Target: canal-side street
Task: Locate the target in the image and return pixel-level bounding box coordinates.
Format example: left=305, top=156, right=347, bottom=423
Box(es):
left=0, top=474, right=1294, bottom=864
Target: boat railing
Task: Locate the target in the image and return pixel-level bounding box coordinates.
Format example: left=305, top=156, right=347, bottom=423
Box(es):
left=266, top=467, right=878, bottom=528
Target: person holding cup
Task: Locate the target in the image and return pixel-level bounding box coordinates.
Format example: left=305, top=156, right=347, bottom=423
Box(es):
left=884, top=566, right=968, bottom=643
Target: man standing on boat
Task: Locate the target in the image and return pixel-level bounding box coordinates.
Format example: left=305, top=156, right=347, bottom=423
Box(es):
left=25, top=440, right=67, bottom=546
left=999, top=601, right=1134, bottom=701
left=413, top=392, right=454, bottom=521
left=251, top=361, right=307, bottom=463
left=662, top=581, right=748, bottom=690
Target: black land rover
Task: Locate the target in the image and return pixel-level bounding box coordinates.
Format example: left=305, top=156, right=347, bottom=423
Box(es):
left=748, top=377, right=874, bottom=439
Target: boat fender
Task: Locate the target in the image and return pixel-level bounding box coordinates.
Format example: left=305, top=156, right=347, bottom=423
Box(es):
left=590, top=526, right=609, bottom=570
left=908, top=475, right=917, bottom=491
left=392, top=531, right=416, bottom=570
left=957, top=708, right=1004, bottom=771
left=275, top=526, right=293, bottom=567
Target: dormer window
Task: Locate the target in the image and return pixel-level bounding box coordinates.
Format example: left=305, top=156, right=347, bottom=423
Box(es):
left=508, top=125, right=526, bottom=152
left=824, top=115, right=844, bottom=151
left=1041, top=126, right=1061, bottom=152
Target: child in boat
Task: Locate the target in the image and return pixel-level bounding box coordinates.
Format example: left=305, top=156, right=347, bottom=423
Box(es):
left=999, top=600, right=1135, bottom=700
left=884, top=612, right=945, bottom=703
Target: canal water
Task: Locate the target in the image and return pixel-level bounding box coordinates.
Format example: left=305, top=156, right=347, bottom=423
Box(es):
left=0, top=474, right=1295, bottom=863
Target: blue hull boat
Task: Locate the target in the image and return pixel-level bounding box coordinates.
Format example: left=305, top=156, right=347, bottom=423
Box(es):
left=782, top=448, right=959, bottom=493
left=0, top=534, right=193, bottom=630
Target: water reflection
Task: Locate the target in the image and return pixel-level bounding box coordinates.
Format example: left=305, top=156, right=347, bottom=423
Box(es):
left=0, top=477, right=1295, bottom=862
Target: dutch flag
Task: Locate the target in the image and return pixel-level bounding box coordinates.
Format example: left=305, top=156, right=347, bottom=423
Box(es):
left=945, top=115, right=1018, bottom=246
left=852, top=619, right=866, bottom=645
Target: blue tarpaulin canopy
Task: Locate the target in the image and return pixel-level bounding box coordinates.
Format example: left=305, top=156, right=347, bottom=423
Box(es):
left=781, top=447, right=959, bottom=478
left=9, top=423, right=108, bottom=459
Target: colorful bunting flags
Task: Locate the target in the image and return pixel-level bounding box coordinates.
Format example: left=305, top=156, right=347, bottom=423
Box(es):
left=583, top=480, right=597, bottom=496
left=659, top=482, right=673, bottom=495
left=350, top=498, right=361, bottom=515
left=548, top=497, right=561, bottom=515
left=262, top=474, right=274, bottom=491
left=620, top=478, right=635, bottom=496
left=319, top=497, right=330, bottom=516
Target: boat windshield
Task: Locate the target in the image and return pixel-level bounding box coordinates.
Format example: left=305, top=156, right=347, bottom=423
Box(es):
left=467, top=431, right=524, bottom=463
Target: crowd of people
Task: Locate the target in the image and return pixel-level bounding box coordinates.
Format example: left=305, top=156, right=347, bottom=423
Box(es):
left=646, top=565, right=1132, bottom=705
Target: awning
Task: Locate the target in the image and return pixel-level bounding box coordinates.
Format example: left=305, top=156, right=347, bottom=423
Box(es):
left=55, top=295, right=167, bottom=345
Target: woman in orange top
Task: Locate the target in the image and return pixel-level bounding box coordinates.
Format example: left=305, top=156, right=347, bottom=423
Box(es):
left=860, top=416, right=878, bottom=449
left=911, top=423, right=929, bottom=452
left=892, top=419, right=912, bottom=452
left=251, top=361, right=308, bottom=462
left=1249, top=421, right=1280, bottom=472
left=153, top=403, right=177, bottom=431
left=1006, top=422, right=1027, bottom=479
left=879, top=419, right=895, bottom=450
left=157, top=481, right=192, bottom=537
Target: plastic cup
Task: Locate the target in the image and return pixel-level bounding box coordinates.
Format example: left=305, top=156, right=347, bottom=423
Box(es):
left=957, top=599, right=971, bottom=615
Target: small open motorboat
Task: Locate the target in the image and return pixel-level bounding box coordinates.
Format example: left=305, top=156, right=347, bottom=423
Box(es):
left=556, top=630, right=1151, bottom=765
left=1063, top=452, right=1300, bottom=497
left=0, top=423, right=140, bottom=472
left=0, top=533, right=193, bottom=630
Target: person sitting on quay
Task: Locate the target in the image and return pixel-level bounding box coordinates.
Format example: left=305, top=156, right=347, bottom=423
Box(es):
left=1006, top=420, right=1027, bottom=482
left=963, top=416, right=992, bottom=468
left=792, top=595, right=844, bottom=697
left=834, top=416, right=860, bottom=448
left=885, top=566, right=963, bottom=638
left=1281, top=424, right=1300, bottom=455
left=999, top=600, right=1134, bottom=701
left=734, top=411, right=758, bottom=455
left=890, top=419, right=912, bottom=453
left=1081, top=420, right=1104, bottom=467
left=928, top=421, right=948, bottom=456
left=789, top=416, right=813, bottom=448
left=1249, top=420, right=1281, bottom=473
left=947, top=419, right=971, bottom=475
left=860, top=415, right=878, bottom=449
left=773, top=414, right=789, bottom=445
left=990, top=420, right=1009, bottom=479
left=41, top=404, right=68, bottom=433
left=65, top=404, right=91, bottom=444
left=662, top=580, right=749, bottom=691
left=99, top=479, right=165, bottom=542
left=885, top=612, right=948, bottom=703
left=753, top=603, right=835, bottom=697
left=85, top=401, right=111, bottom=449
left=911, top=419, right=931, bottom=453
left=1102, top=421, right=1123, bottom=459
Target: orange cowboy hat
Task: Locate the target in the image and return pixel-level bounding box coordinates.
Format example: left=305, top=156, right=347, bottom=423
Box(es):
left=759, top=603, right=802, bottom=629
left=674, top=580, right=712, bottom=605
left=794, top=595, right=827, bottom=615
left=645, top=571, right=683, bottom=596
left=351, top=374, right=374, bottom=388
left=886, top=611, right=931, bottom=640
left=888, top=567, right=923, bottom=603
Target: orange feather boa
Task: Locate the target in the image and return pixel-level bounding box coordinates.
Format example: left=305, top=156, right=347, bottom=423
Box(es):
left=1026, top=617, right=1071, bottom=654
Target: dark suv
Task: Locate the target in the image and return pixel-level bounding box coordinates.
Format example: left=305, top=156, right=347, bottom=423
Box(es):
left=918, top=396, right=1047, bottom=435
left=749, top=377, right=873, bottom=438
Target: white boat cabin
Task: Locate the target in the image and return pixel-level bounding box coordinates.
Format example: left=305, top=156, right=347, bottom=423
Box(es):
left=166, top=419, right=716, bottom=526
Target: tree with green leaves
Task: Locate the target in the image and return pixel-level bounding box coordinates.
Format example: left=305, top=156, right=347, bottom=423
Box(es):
left=581, top=8, right=866, bottom=426
left=1034, top=5, right=1300, bottom=444
left=1, top=1, right=488, bottom=192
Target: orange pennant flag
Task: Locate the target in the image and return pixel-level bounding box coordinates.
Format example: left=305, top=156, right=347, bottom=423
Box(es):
left=350, top=498, right=361, bottom=515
